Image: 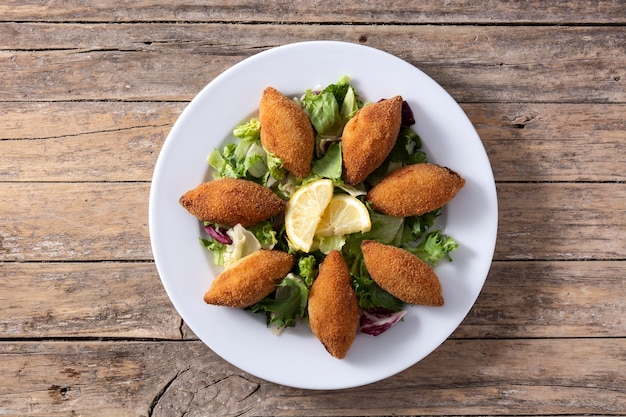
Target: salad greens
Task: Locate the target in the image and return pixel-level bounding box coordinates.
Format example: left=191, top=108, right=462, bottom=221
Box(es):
left=301, top=75, right=360, bottom=137
left=201, top=76, right=460, bottom=335
left=248, top=273, right=309, bottom=331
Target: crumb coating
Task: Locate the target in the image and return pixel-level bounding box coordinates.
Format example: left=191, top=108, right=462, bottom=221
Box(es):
left=204, top=250, right=294, bottom=308
left=259, top=87, right=315, bottom=178
left=361, top=240, right=444, bottom=306
left=308, top=250, right=360, bottom=359
left=179, top=178, right=285, bottom=227
left=342, top=96, right=403, bottom=185
left=366, top=163, right=465, bottom=217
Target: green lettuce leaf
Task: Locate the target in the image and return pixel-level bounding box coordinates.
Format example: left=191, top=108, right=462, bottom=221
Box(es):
left=248, top=221, right=278, bottom=249
left=311, top=142, right=342, bottom=180
left=404, top=230, right=459, bottom=266
left=301, top=76, right=360, bottom=136
left=389, top=127, right=425, bottom=163
left=302, top=89, right=340, bottom=135
left=233, top=117, right=261, bottom=141
left=340, top=85, right=359, bottom=122
left=199, top=237, right=226, bottom=266
left=248, top=274, right=309, bottom=329
left=365, top=127, right=427, bottom=186
left=315, top=235, right=347, bottom=254
left=297, top=255, right=318, bottom=288
left=207, top=118, right=268, bottom=181
left=401, top=210, right=441, bottom=243
left=350, top=254, right=404, bottom=312
left=265, top=151, right=287, bottom=181
left=222, top=224, right=261, bottom=268
left=343, top=210, right=404, bottom=260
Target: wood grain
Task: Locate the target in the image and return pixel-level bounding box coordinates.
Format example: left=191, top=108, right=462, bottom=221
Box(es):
left=1, top=183, right=623, bottom=261
left=0, top=339, right=623, bottom=416
left=456, top=260, right=626, bottom=338
left=495, top=183, right=626, bottom=260
left=0, top=0, right=624, bottom=24
left=1, top=24, right=624, bottom=103
left=0, top=183, right=151, bottom=261
left=1, top=260, right=624, bottom=340
left=2, top=102, right=624, bottom=182
left=0, top=262, right=181, bottom=339
left=465, top=103, right=626, bottom=182
left=1, top=1, right=624, bottom=415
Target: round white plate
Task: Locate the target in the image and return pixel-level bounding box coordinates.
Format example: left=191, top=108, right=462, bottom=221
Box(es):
left=149, top=41, right=498, bottom=390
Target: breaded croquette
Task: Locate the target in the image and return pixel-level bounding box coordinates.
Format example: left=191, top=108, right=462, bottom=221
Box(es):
left=341, top=96, right=403, bottom=185
left=204, top=250, right=294, bottom=308
left=259, top=87, right=315, bottom=178
left=308, top=251, right=360, bottom=359
left=366, top=163, right=465, bottom=217
left=179, top=178, right=285, bottom=228
left=361, top=240, right=444, bottom=306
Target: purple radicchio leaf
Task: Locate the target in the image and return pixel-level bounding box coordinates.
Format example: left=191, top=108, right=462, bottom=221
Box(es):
left=205, top=224, right=233, bottom=245
left=377, top=99, right=415, bottom=127
left=401, top=100, right=415, bottom=127
left=359, top=307, right=407, bottom=336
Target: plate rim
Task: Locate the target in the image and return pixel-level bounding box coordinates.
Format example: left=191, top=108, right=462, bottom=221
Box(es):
left=149, top=40, right=498, bottom=390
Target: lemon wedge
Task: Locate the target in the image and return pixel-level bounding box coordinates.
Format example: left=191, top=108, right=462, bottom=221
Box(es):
left=285, top=179, right=334, bottom=252
left=315, top=194, right=371, bottom=237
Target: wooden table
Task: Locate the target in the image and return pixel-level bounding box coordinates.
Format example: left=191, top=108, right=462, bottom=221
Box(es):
left=1, top=1, right=625, bottom=415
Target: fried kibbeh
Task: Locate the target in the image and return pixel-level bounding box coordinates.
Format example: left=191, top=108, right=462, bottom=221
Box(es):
left=366, top=163, right=465, bottom=217
left=308, top=250, right=360, bottom=359
left=361, top=240, right=444, bottom=306
left=341, top=96, right=403, bottom=185
left=259, top=87, right=315, bottom=178
left=204, top=250, right=294, bottom=308
left=179, top=178, right=285, bottom=228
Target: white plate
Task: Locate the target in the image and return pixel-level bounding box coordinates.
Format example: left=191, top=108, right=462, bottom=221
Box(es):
left=149, top=41, right=498, bottom=390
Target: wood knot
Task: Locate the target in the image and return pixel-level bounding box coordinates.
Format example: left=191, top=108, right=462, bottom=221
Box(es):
left=48, top=385, right=82, bottom=404
left=510, top=114, right=537, bottom=129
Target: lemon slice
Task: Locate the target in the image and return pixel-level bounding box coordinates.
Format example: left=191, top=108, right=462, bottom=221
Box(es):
left=315, top=194, right=372, bottom=237
left=285, top=179, right=334, bottom=252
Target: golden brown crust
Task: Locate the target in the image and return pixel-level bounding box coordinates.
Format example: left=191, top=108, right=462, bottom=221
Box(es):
left=259, top=87, right=315, bottom=178
left=366, top=163, right=465, bottom=217
left=203, top=250, right=294, bottom=308
left=179, top=178, right=285, bottom=227
left=361, top=240, right=444, bottom=306
left=341, top=96, right=403, bottom=185
left=307, top=250, right=360, bottom=359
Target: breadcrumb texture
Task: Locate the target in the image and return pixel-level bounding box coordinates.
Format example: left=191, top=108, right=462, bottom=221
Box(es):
left=179, top=178, right=285, bottom=227
left=341, top=96, right=403, bottom=185
left=203, top=250, right=294, bottom=308
left=259, top=86, right=315, bottom=178
left=308, top=250, right=360, bottom=359
left=366, top=163, right=465, bottom=217
left=361, top=240, right=444, bottom=306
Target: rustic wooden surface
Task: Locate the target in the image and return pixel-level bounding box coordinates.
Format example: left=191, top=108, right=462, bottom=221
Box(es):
left=1, top=1, right=625, bottom=416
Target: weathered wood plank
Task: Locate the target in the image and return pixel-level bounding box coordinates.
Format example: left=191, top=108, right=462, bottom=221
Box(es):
left=0, top=260, right=623, bottom=340
left=1, top=24, right=624, bottom=103
left=0, top=339, right=623, bottom=416
left=0, top=183, right=624, bottom=262
left=0, top=0, right=624, bottom=24
left=0, top=183, right=152, bottom=261
left=0, top=127, right=165, bottom=182
left=0, top=102, right=180, bottom=182
left=0, top=101, right=185, bottom=141
left=0, top=262, right=181, bottom=339
left=455, top=260, right=626, bottom=338
left=464, top=103, right=626, bottom=182
left=2, top=102, right=625, bottom=182
left=495, top=183, right=626, bottom=261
